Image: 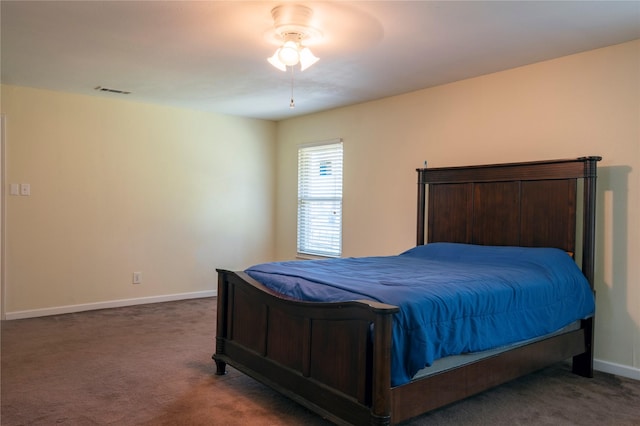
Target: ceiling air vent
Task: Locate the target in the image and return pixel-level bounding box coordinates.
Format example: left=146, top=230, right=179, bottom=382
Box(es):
left=94, top=86, right=131, bottom=95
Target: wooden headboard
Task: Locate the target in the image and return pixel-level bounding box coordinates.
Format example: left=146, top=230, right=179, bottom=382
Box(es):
left=416, top=156, right=601, bottom=288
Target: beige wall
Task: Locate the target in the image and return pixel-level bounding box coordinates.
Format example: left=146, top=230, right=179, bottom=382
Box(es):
left=1, top=85, right=276, bottom=315
left=275, top=41, right=640, bottom=374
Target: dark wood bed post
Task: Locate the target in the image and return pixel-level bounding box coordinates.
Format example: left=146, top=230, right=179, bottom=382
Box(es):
left=213, top=272, right=229, bottom=375
left=580, top=156, right=600, bottom=292
left=371, top=310, right=394, bottom=426
left=573, top=156, right=601, bottom=378
left=416, top=168, right=427, bottom=246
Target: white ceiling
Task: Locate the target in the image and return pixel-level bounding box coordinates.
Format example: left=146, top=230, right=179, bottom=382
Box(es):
left=2, top=1, right=639, bottom=121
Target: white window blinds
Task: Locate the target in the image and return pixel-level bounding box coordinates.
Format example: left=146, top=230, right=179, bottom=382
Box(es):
left=297, top=140, right=343, bottom=257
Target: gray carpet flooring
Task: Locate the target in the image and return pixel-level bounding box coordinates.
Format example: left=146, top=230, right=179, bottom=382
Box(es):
left=1, top=297, right=639, bottom=425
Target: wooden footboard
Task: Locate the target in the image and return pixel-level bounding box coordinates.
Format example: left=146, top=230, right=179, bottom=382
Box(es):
left=213, top=269, right=399, bottom=426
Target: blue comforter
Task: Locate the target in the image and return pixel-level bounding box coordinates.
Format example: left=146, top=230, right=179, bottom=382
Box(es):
left=246, top=243, right=595, bottom=386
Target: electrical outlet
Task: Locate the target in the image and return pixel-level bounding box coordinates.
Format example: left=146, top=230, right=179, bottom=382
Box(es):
left=132, top=272, right=142, bottom=284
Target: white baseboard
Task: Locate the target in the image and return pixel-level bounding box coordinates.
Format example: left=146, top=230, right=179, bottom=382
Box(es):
left=4, top=290, right=217, bottom=320
left=594, top=358, right=640, bottom=381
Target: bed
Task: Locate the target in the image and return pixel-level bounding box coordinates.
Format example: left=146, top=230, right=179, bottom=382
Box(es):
left=213, top=156, right=601, bottom=425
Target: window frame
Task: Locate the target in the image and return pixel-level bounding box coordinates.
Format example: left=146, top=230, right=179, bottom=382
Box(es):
left=296, top=139, right=343, bottom=258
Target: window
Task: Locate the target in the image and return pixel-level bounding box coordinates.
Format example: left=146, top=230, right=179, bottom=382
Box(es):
left=297, top=140, right=343, bottom=257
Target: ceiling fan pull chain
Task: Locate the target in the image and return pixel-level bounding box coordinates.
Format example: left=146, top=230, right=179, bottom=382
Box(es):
left=290, top=66, right=295, bottom=109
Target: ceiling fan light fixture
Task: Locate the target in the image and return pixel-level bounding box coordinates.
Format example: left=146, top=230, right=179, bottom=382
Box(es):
left=267, top=36, right=318, bottom=71
left=266, top=4, right=322, bottom=72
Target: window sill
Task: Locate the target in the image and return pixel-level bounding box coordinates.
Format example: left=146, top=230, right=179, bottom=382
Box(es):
left=296, top=253, right=339, bottom=260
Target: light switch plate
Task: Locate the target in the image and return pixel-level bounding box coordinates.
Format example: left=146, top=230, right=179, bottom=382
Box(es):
left=20, top=183, right=31, bottom=196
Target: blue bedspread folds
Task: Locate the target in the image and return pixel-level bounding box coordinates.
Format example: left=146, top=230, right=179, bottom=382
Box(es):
left=245, top=243, right=595, bottom=386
